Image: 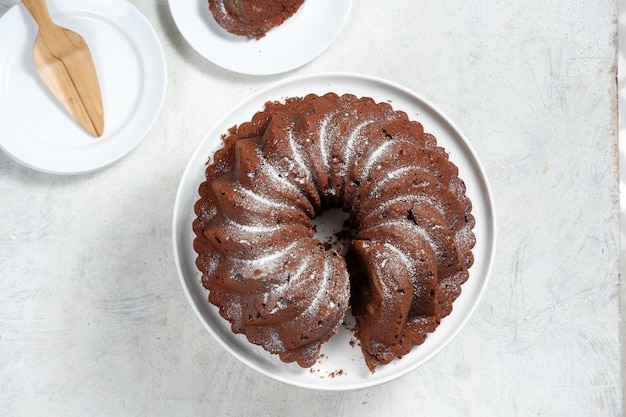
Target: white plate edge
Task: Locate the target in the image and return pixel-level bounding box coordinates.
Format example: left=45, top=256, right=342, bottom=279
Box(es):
left=172, top=72, right=497, bottom=390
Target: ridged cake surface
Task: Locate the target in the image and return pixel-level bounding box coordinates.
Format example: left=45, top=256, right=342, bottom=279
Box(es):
left=193, top=93, right=475, bottom=371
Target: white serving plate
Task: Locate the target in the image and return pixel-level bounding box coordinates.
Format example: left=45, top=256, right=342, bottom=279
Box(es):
left=169, top=0, right=352, bottom=75
left=0, top=0, right=166, bottom=174
left=172, top=72, right=496, bottom=390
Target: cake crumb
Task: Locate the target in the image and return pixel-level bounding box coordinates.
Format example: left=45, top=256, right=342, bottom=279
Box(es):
left=328, top=369, right=345, bottom=378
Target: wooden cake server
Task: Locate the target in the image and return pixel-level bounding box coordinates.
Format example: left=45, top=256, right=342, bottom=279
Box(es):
left=22, top=0, right=104, bottom=137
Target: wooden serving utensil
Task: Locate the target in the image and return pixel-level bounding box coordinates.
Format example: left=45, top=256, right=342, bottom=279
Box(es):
left=22, top=0, right=104, bottom=137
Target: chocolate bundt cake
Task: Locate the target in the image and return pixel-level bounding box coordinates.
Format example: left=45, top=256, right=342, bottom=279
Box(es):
left=209, top=0, right=305, bottom=40
left=192, top=93, right=475, bottom=372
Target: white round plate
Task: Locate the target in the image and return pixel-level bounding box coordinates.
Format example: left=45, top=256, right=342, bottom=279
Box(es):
left=169, top=0, right=352, bottom=75
left=172, top=73, right=496, bottom=391
left=0, top=0, right=166, bottom=175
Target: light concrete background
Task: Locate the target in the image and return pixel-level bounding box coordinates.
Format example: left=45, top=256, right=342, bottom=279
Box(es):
left=1, top=0, right=621, bottom=415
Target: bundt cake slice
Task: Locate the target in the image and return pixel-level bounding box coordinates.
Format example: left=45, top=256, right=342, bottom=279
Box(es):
left=208, top=0, right=305, bottom=40
left=211, top=238, right=349, bottom=367
left=260, top=110, right=322, bottom=212
left=324, top=95, right=399, bottom=208
left=234, top=137, right=315, bottom=218
left=347, top=240, right=414, bottom=370
left=270, top=249, right=350, bottom=366
left=350, top=220, right=442, bottom=370
left=289, top=93, right=343, bottom=209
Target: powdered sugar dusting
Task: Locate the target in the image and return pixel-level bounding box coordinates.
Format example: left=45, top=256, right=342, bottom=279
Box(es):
left=225, top=219, right=282, bottom=233
left=287, top=129, right=313, bottom=183
left=361, top=194, right=438, bottom=224
left=212, top=0, right=228, bottom=22
left=304, top=255, right=330, bottom=315
left=382, top=241, right=416, bottom=277
left=234, top=241, right=300, bottom=264
left=264, top=255, right=311, bottom=305
left=256, top=148, right=301, bottom=194
left=205, top=251, right=220, bottom=275
left=262, top=327, right=285, bottom=352
left=224, top=298, right=242, bottom=325
left=368, top=166, right=430, bottom=198
left=317, top=114, right=333, bottom=174
left=369, top=219, right=439, bottom=258
left=455, top=223, right=475, bottom=254
left=206, top=205, right=218, bottom=221
left=236, top=183, right=291, bottom=209
left=358, top=140, right=393, bottom=183
left=339, top=120, right=374, bottom=178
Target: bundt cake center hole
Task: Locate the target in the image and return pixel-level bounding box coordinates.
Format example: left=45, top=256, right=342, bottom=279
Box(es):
left=310, top=208, right=355, bottom=255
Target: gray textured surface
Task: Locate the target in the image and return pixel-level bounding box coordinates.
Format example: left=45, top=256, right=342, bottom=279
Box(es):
left=0, top=0, right=621, bottom=415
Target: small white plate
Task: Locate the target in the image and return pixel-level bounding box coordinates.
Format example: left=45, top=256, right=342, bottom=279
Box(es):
left=0, top=0, right=166, bottom=175
left=172, top=73, right=497, bottom=391
left=169, top=0, right=352, bottom=75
